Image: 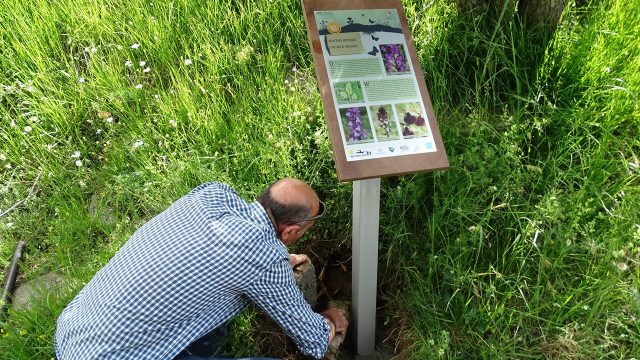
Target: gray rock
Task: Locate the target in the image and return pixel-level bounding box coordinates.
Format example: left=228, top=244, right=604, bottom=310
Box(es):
left=11, top=272, right=67, bottom=311
left=294, top=261, right=317, bottom=308
left=88, top=193, right=115, bottom=225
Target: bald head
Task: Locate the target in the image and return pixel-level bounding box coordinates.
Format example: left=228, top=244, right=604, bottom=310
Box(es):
left=257, top=178, right=320, bottom=226
left=270, top=178, right=318, bottom=211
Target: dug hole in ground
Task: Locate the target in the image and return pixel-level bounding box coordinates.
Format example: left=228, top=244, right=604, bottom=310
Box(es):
left=256, top=239, right=406, bottom=360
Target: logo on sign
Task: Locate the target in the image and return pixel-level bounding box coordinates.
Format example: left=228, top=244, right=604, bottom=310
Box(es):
left=327, top=21, right=341, bottom=34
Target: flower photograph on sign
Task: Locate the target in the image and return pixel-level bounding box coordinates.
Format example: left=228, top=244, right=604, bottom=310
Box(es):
left=339, top=106, right=374, bottom=144
left=380, top=43, right=410, bottom=75
left=370, top=105, right=400, bottom=141
left=395, top=102, right=429, bottom=138
left=334, top=81, right=365, bottom=104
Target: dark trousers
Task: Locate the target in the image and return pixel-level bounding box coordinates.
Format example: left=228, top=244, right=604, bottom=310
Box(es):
left=174, top=324, right=279, bottom=360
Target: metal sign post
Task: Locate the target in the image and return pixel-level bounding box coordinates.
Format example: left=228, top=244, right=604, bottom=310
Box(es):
left=352, top=178, right=380, bottom=357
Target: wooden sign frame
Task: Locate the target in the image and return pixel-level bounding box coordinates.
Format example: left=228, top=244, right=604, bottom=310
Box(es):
left=302, top=0, right=449, bottom=182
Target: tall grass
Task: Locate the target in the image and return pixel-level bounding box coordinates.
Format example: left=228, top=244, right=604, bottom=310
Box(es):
left=1, top=0, right=638, bottom=358
left=1, top=0, right=344, bottom=358
left=380, top=0, right=640, bottom=358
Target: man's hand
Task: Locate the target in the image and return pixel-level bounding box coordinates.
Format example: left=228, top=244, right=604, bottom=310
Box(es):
left=288, top=253, right=309, bottom=267
left=321, top=307, right=348, bottom=342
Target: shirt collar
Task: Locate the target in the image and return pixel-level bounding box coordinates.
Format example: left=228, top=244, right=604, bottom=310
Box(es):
left=252, top=202, right=278, bottom=235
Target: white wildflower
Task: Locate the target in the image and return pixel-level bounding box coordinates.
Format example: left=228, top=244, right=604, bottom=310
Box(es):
left=70, top=151, right=81, bottom=158
left=4, top=163, right=11, bottom=169
left=96, top=129, right=102, bottom=134
left=131, top=43, right=140, bottom=49
left=106, top=117, right=113, bottom=123
left=139, top=61, right=146, bottom=67
left=6, top=222, right=13, bottom=228
left=184, top=58, right=192, bottom=65
left=78, top=180, right=86, bottom=188
left=135, top=84, right=143, bottom=89
left=152, top=94, right=159, bottom=99
left=9, top=119, right=16, bottom=128
left=78, top=77, right=86, bottom=83
left=75, top=160, right=83, bottom=167
left=169, top=119, right=177, bottom=127
left=617, top=262, right=628, bottom=272
left=125, top=60, right=133, bottom=67
left=0, top=154, right=5, bottom=161
left=23, top=125, right=32, bottom=133
left=612, top=249, right=625, bottom=258
left=132, top=140, right=144, bottom=148
left=143, top=67, right=151, bottom=73
left=236, top=45, right=254, bottom=63
left=90, top=47, right=97, bottom=53
left=28, top=116, right=38, bottom=123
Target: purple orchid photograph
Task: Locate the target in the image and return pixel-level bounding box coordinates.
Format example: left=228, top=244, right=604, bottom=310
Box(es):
left=379, top=44, right=411, bottom=75
left=339, top=106, right=374, bottom=144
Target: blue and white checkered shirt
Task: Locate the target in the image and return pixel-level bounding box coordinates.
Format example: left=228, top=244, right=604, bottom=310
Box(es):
left=55, top=182, right=330, bottom=359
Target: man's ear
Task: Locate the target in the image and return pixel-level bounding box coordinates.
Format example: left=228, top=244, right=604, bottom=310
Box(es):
left=279, top=224, right=302, bottom=245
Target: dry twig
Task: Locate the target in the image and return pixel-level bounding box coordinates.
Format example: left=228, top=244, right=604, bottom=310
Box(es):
left=0, top=171, right=42, bottom=218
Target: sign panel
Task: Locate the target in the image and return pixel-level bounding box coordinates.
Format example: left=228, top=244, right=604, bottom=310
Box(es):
left=302, top=0, right=449, bottom=181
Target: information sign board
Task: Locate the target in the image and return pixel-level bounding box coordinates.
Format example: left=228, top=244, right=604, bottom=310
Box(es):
left=302, top=0, right=449, bottom=181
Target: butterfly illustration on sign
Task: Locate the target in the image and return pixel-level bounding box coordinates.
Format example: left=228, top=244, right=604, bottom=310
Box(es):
left=367, top=46, right=379, bottom=56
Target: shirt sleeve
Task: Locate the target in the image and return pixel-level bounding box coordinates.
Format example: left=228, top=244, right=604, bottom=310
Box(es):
left=244, top=257, right=330, bottom=359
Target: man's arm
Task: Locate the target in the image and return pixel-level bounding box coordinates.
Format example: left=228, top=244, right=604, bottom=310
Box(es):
left=289, top=253, right=349, bottom=344
left=244, top=257, right=331, bottom=359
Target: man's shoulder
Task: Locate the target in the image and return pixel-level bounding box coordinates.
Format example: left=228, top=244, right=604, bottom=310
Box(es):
left=190, top=182, right=237, bottom=197
left=188, top=182, right=249, bottom=214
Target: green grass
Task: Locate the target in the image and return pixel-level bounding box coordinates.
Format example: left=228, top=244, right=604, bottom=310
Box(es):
left=1, top=0, right=639, bottom=359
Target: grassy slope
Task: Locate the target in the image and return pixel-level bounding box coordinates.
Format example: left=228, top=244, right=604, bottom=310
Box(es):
left=0, top=0, right=638, bottom=358
left=387, top=0, right=640, bottom=358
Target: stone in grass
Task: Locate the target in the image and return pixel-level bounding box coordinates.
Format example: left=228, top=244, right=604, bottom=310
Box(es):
left=88, top=193, right=115, bottom=226
left=11, top=272, right=67, bottom=311
left=293, top=260, right=317, bottom=308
